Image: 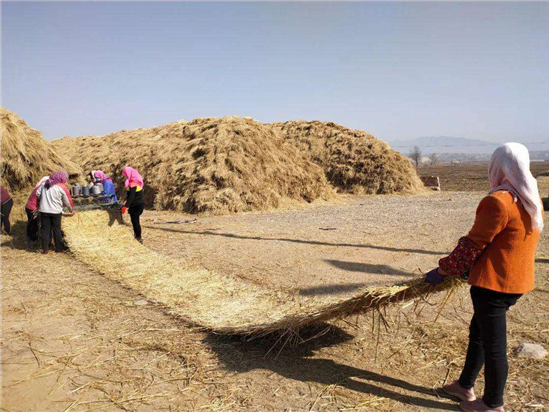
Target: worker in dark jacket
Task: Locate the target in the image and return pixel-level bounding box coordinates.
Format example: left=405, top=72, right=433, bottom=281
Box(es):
left=1, top=185, right=13, bottom=235
left=120, top=167, right=144, bottom=243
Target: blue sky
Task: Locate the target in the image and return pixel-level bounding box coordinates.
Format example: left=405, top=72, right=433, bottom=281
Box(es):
left=2, top=1, right=548, bottom=147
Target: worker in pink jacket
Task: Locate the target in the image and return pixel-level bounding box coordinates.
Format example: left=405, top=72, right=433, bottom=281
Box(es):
left=25, top=176, right=49, bottom=241
left=1, top=185, right=13, bottom=235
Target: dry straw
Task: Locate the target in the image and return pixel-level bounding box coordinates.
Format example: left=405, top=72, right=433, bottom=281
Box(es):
left=53, top=116, right=425, bottom=215
left=63, top=209, right=460, bottom=336
left=272, top=120, right=425, bottom=195
left=0, top=108, right=81, bottom=191
left=52, top=117, right=334, bottom=214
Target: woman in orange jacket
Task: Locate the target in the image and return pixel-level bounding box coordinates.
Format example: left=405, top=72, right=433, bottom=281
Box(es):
left=425, top=143, right=543, bottom=412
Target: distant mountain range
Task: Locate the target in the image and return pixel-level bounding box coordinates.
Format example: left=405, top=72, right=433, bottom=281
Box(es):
left=388, top=136, right=500, bottom=154
left=387, top=136, right=549, bottom=161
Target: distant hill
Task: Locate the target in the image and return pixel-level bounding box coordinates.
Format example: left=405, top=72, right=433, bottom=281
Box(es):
left=387, top=136, right=500, bottom=155
left=387, top=136, right=549, bottom=162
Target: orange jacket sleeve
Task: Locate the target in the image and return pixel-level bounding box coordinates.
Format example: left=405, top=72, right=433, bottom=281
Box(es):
left=466, top=194, right=509, bottom=249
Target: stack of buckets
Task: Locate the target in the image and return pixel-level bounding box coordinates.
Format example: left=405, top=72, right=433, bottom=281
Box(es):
left=71, top=183, right=104, bottom=198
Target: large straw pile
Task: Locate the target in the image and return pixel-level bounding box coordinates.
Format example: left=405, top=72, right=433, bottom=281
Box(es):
left=0, top=108, right=81, bottom=191
left=63, top=209, right=459, bottom=335
left=272, top=121, right=425, bottom=194
left=53, top=117, right=333, bottom=214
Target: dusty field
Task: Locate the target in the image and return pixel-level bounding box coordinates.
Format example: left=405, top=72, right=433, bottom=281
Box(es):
left=418, top=161, right=549, bottom=192
left=2, top=187, right=548, bottom=411
left=141, top=193, right=480, bottom=293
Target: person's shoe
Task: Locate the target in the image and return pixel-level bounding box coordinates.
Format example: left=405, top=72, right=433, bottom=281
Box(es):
left=460, top=399, right=504, bottom=412
left=136, top=237, right=143, bottom=244
left=42, top=250, right=49, bottom=255
left=443, top=381, right=476, bottom=401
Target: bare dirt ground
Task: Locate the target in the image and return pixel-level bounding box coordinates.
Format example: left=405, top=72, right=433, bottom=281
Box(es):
left=2, top=178, right=549, bottom=411
left=141, top=193, right=480, bottom=294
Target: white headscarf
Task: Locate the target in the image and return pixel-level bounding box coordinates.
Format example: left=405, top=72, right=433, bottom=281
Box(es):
left=488, top=143, right=543, bottom=232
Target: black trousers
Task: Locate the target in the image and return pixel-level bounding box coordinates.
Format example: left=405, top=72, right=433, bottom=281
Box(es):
left=41, top=213, right=63, bottom=252
left=1, top=198, right=14, bottom=235
left=26, top=208, right=39, bottom=241
left=458, top=286, right=521, bottom=408
left=129, top=204, right=144, bottom=239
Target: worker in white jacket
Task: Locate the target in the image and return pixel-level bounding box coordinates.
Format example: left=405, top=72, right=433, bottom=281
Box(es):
left=36, top=171, right=74, bottom=254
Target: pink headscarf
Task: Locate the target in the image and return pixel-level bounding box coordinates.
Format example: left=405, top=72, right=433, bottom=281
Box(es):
left=122, top=167, right=144, bottom=189
left=47, top=170, right=69, bottom=187
left=94, top=170, right=112, bottom=183
left=489, top=143, right=543, bottom=232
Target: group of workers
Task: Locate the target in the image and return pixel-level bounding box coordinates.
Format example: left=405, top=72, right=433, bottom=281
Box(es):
left=0, top=166, right=145, bottom=253
left=0, top=142, right=545, bottom=412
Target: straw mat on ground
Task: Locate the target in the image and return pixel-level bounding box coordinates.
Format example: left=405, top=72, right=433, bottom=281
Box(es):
left=63, top=210, right=460, bottom=335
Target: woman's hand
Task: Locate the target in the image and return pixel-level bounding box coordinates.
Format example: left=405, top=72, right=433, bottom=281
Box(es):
left=425, top=268, right=445, bottom=285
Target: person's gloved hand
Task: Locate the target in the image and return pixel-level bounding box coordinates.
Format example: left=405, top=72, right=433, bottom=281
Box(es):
left=121, top=206, right=128, bottom=215
left=425, top=268, right=445, bottom=285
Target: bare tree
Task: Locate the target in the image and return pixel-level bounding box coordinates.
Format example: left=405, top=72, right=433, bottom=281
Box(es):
left=408, top=146, right=422, bottom=167
left=428, top=153, right=439, bottom=166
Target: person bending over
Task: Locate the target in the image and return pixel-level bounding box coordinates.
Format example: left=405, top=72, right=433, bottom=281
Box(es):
left=37, top=171, right=74, bottom=254
left=1, top=185, right=13, bottom=235
left=93, top=170, right=118, bottom=203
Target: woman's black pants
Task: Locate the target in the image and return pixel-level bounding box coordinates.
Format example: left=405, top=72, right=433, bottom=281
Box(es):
left=1, top=198, right=14, bottom=234
left=41, top=213, right=63, bottom=252
left=458, top=286, right=521, bottom=408
left=26, top=208, right=39, bottom=241
left=129, top=204, right=144, bottom=239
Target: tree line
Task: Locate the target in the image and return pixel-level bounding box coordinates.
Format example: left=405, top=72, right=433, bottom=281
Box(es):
left=408, top=146, right=438, bottom=167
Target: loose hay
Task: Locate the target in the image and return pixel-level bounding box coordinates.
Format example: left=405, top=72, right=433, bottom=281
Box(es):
left=0, top=108, right=82, bottom=191
left=272, top=120, right=425, bottom=194
left=52, top=117, right=333, bottom=214
left=53, top=116, right=425, bottom=216
left=63, top=210, right=461, bottom=335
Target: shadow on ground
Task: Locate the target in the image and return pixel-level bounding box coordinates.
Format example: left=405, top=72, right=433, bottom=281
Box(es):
left=145, top=225, right=446, bottom=256
left=297, top=260, right=420, bottom=296
left=298, top=282, right=368, bottom=296
left=0, top=220, right=40, bottom=251
left=326, top=260, right=419, bottom=276
left=203, top=324, right=458, bottom=410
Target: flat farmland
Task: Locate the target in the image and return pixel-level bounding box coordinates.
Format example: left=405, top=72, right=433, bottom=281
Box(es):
left=418, top=161, right=549, bottom=192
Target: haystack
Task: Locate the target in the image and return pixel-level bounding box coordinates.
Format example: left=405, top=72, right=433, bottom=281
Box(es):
left=0, top=108, right=81, bottom=191
left=53, top=117, right=333, bottom=214
left=272, top=121, right=424, bottom=194
left=63, top=209, right=460, bottom=335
